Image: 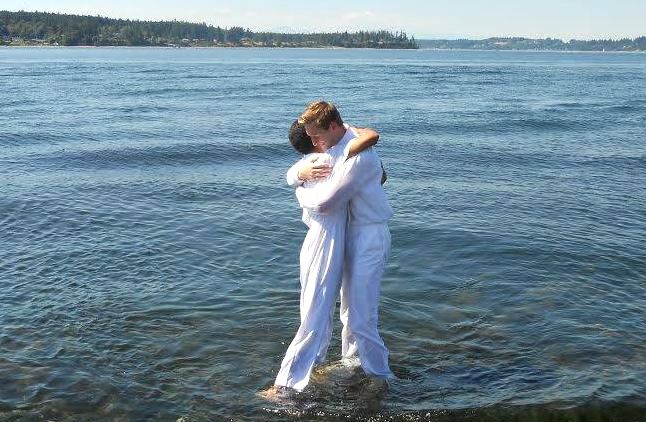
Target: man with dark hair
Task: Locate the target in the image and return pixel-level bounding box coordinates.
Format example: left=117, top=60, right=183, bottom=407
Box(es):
left=288, top=120, right=314, bottom=155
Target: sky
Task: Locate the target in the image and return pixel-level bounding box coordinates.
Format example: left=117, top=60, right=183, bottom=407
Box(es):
left=4, top=0, right=646, bottom=40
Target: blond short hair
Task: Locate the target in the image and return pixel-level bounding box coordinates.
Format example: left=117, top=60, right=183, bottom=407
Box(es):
left=298, top=101, right=343, bottom=130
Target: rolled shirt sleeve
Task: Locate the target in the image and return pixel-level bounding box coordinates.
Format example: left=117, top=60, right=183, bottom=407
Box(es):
left=286, top=160, right=304, bottom=187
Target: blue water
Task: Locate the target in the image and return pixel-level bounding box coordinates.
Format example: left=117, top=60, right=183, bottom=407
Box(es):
left=1, top=47, right=645, bottom=421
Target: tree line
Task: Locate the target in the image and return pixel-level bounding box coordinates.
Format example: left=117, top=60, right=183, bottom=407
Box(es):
left=0, top=10, right=418, bottom=49
left=416, top=36, right=646, bottom=52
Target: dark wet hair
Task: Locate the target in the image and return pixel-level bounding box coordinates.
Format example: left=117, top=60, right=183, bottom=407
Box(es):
left=289, top=119, right=314, bottom=154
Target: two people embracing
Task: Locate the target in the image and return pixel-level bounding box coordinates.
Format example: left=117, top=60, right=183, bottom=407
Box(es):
left=261, top=101, right=394, bottom=398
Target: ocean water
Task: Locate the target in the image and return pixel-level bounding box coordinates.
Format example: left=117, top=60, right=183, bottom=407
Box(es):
left=1, top=47, right=645, bottom=421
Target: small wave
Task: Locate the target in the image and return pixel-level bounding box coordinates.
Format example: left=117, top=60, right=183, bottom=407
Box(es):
left=2, top=99, right=39, bottom=108
left=399, top=69, right=432, bottom=75
left=447, top=66, right=512, bottom=75
left=110, top=104, right=174, bottom=114
left=602, top=104, right=641, bottom=112
left=104, top=85, right=226, bottom=98
left=469, top=79, right=506, bottom=85
left=514, top=117, right=580, bottom=130
left=538, top=100, right=644, bottom=113
left=134, top=86, right=218, bottom=96
left=626, top=98, right=646, bottom=106
left=9, top=70, right=61, bottom=77
left=1, top=132, right=78, bottom=147
left=543, top=101, right=603, bottom=109
left=184, top=74, right=221, bottom=79
left=131, top=68, right=174, bottom=74
left=38, top=142, right=288, bottom=170
left=392, top=115, right=591, bottom=136
left=576, top=154, right=646, bottom=169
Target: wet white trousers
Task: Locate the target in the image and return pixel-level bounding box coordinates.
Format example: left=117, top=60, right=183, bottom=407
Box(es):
left=274, top=212, right=346, bottom=392
left=339, top=222, right=393, bottom=377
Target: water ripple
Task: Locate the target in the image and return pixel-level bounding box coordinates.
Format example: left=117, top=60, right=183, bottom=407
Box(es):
left=1, top=48, right=645, bottom=421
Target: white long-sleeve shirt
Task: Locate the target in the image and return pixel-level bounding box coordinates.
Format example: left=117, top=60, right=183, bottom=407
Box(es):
left=286, top=125, right=391, bottom=225
left=287, top=127, right=355, bottom=226
left=295, top=146, right=392, bottom=225
left=286, top=125, right=392, bottom=224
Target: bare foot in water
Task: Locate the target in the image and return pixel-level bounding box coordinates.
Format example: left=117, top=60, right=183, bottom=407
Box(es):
left=257, top=385, right=290, bottom=402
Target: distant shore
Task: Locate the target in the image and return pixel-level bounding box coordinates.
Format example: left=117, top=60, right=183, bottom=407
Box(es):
left=416, top=37, right=646, bottom=52
left=0, top=11, right=417, bottom=49
left=2, top=45, right=645, bottom=54
left=3, top=40, right=644, bottom=53
left=418, top=47, right=646, bottom=53
left=0, top=39, right=416, bottom=49
left=2, top=10, right=643, bottom=52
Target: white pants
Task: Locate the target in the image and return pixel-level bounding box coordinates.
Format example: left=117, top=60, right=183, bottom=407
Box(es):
left=340, top=222, right=392, bottom=377
left=274, top=213, right=345, bottom=392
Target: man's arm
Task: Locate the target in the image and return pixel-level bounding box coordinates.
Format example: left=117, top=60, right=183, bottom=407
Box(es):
left=346, top=127, right=379, bottom=160
left=286, top=160, right=303, bottom=187
left=286, top=156, right=331, bottom=187
left=290, top=127, right=380, bottom=186
left=380, top=160, right=387, bottom=185
left=296, top=152, right=380, bottom=214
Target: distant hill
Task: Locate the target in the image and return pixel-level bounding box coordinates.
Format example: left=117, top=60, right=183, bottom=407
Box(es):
left=0, top=10, right=418, bottom=49
left=417, top=37, right=646, bottom=52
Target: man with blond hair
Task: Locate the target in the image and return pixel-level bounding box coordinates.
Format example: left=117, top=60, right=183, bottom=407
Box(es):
left=264, top=101, right=393, bottom=397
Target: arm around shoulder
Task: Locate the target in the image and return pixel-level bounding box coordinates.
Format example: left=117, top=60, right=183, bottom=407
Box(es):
left=286, top=160, right=304, bottom=187
left=346, top=127, right=379, bottom=160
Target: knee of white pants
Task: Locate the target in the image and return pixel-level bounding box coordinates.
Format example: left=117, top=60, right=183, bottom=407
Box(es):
left=347, top=316, right=377, bottom=340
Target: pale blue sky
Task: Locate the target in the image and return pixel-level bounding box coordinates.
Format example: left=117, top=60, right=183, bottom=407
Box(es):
left=4, top=0, right=645, bottom=39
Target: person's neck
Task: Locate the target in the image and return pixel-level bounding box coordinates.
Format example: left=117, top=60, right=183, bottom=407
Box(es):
left=327, top=127, right=347, bottom=149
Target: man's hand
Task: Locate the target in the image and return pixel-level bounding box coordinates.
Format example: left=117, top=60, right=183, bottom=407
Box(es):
left=380, top=161, right=387, bottom=185
left=298, top=163, right=332, bottom=181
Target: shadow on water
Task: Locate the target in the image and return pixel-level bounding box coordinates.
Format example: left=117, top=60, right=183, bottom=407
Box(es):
left=251, top=361, right=646, bottom=422
left=256, top=394, right=645, bottom=422
left=257, top=406, right=646, bottom=422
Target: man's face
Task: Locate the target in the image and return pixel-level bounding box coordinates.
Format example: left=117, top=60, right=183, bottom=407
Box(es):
left=305, top=123, right=336, bottom=151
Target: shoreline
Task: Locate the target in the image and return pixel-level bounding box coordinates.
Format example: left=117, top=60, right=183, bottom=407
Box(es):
left=418, top=47, right=646, bottom=54
left=0, top=44, right=416, bottom=50
left=1, top=45, right=644, bottom=53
